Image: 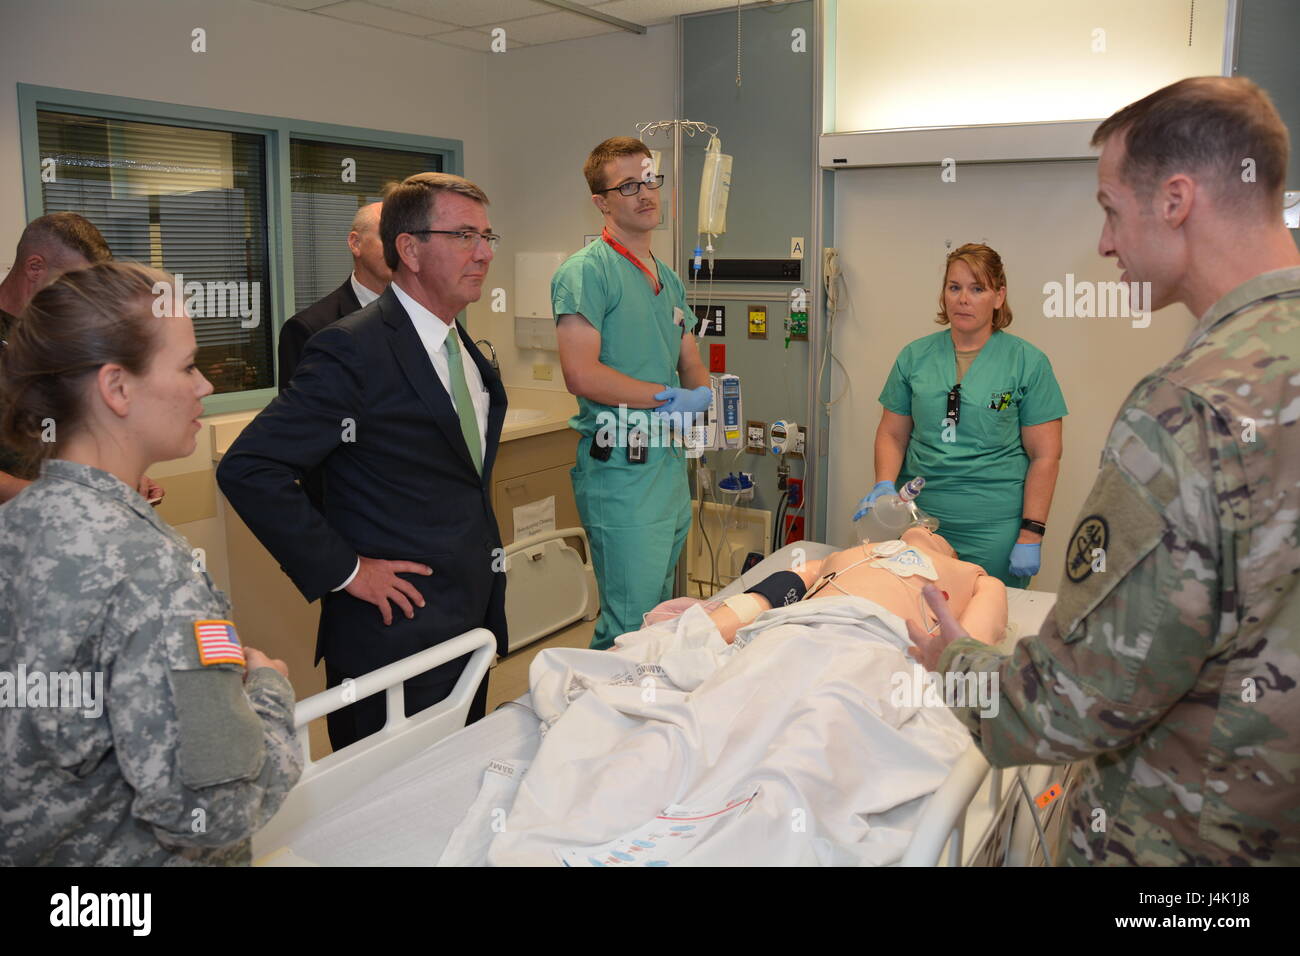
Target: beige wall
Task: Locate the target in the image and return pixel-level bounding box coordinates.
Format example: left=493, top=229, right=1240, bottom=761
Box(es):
left=472, top=22, right=679, bottom=392
left=0, top=0, right=493, bottom=257
left=0, top=0, right=486, bottom=634
left=0, top=0, right=677, bottom=656
left=826, top=160, right=1197, bottom=590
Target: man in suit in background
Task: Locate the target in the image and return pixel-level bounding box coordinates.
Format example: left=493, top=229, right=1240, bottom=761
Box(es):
left=218, top=173, right=508, bottom=750
left=277, top=201, right=389, bottom=392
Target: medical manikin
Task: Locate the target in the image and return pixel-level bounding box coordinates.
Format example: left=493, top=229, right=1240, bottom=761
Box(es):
left=708, top=526, right=1007, bottom=648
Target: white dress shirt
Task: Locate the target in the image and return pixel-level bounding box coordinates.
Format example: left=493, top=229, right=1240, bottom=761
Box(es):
left=333, top=280, right=491, bottom=592
left=350, top=272, right=382, bottom=308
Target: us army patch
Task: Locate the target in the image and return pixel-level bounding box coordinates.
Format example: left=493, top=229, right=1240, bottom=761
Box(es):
left=193, top=620, right=246, bottom=667
left=1055, top=461, right=1166, bottom=639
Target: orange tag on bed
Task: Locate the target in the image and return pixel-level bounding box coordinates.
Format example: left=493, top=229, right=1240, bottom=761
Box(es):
left=193, top=619, right=246, bottom=667
left=1035, top=783, right=1063, bottom=809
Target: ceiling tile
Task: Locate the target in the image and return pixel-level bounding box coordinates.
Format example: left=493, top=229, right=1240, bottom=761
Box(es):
left=316, top=0, right=454, bottom=36
left=595, top=0, right=737, bottom=26
left=374, top=0, right=557, bottom=29
left=502, top=10, right=623, bottom=44
left=429, top=28, right=533, bottom=51
left=251, top=0, right=342, bottom=10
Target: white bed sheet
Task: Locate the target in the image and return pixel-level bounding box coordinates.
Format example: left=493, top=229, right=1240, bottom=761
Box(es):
left=486, top=597, right=974, bottom=866
left=280, top=542, right=1055, bottom=866
left=286, top=701, right=540, bottom=865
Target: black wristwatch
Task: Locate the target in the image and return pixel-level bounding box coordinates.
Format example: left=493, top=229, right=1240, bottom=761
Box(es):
left=1021, top=518, right=1046, bottom=535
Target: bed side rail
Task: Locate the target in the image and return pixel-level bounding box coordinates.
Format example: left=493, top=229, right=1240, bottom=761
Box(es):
left=252, top=628, right=497, bottom=856
left=899, top=745, right=992, bottom=867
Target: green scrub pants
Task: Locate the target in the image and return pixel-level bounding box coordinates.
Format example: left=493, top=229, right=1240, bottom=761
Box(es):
left=572, top=435, right=692, bottom=649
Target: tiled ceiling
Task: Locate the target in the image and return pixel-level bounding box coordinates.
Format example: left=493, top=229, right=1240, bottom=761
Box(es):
left=252, top=0, right=755, bottom=52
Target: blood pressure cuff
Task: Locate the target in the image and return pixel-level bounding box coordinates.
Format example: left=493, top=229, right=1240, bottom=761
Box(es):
left=744, top=571, right=807, bottom=608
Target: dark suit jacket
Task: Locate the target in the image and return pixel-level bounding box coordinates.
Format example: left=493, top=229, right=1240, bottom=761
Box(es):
left=218, top=287, right=509, bottom=673
left=277, top=279, right=365, bottom=511
left=277, top=278, right=362, bottom=393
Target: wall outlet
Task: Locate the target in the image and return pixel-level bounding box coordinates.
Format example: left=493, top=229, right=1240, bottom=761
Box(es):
left=786, top=477, right=803, bottom=508
left=746, top=421, right=766, bottom=453
left=694, top=304, right=726, bottom=336
left=532, top=363, right=553, bottom=381
left=790, top=425, right=806, bottom=457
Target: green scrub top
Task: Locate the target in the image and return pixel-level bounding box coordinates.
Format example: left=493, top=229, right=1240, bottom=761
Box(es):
left=879, top=329, right=1067, bottom=586
left=551, top=239, right=697, bottom=448
left=551, top=239, right=698, bottom=649
left=878, top=329, right=1068, bottom=496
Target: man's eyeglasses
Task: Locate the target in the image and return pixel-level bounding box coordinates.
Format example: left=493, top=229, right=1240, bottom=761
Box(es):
left=596, top=174, right=665, bottom=197
left=408, top=229, right=501, bottom=251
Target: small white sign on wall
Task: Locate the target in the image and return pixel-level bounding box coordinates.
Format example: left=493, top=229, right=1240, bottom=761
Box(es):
left=514, top=495, right=556, bottom=540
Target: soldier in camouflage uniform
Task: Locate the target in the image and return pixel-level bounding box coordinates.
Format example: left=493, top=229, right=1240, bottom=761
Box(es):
left=0, top=212, right=112, bottom=502
left=910, top=76, right=1300, bottom=865
left=0, top=262, right=302, bottom=865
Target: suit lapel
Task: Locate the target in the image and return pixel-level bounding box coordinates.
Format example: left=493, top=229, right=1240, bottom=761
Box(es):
left=381, top=290, right=479, bottom=476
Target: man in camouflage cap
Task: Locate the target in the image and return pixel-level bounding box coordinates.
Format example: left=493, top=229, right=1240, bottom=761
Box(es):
left=911, top=76, right=1300, bottom=865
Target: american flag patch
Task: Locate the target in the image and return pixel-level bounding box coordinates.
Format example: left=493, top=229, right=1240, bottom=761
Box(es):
left=193, top=620, right=246, bottom=667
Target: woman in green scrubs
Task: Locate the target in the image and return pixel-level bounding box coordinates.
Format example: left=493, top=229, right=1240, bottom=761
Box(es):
left=855, top=243, right=1066, bottom=587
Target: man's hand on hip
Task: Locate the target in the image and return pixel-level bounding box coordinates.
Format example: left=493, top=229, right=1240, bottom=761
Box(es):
left=345, top=556, right=432, bottom=626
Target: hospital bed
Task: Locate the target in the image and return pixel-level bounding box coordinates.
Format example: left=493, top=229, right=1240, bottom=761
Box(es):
left=252, top=534, right=1057, bottom=867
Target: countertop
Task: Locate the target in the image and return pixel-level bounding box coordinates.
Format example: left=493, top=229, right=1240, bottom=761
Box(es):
left=498, top=386, right=578, bottom=442
left=209, top=386, right=578, bottom=461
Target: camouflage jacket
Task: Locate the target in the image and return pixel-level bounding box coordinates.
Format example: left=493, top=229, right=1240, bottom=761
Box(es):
left=0, top=460, right=303, bottom=865
left=939, top=266, right=1300, bottom=865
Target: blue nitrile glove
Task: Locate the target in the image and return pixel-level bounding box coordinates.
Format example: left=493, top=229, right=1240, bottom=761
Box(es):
left=1009, top=542, right=1041, bottom=578
left=653, top=385, right=713, bottom=416
left=852, top=480, right=897, bottom=521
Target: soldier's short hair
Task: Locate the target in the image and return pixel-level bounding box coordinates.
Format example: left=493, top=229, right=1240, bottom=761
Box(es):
left=378, top=172, right=489, bottom=271
left=13, top=212, right=112, bottom=270
left=1091, top=76, right=1290, bottom=219
left=0, top=261, right=168, bottom=465
left=583, top=137, right=652, bottom=196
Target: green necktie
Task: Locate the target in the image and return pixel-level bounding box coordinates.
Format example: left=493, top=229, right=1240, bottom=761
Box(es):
left=444, top=326, right=483, bottom=474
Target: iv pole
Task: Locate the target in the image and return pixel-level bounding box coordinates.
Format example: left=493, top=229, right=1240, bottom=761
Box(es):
left=635, top=119, right=718, bottom=274
left=636, top=118, right=719, bottom=599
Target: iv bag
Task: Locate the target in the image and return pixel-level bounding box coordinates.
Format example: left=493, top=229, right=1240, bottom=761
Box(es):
left=698, top=136, right=732, bottom=237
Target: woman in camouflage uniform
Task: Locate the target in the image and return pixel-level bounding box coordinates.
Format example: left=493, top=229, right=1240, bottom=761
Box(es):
left=0, top=262, right=302, bottom=865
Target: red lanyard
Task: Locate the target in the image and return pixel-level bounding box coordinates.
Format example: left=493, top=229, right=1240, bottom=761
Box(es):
left=602, top=227, right=660, bottom=295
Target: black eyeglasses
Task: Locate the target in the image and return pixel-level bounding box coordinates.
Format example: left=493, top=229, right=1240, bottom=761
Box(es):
left=407, top=229, right=501, bottom=251
left=596, top=174, right=665, bottom=197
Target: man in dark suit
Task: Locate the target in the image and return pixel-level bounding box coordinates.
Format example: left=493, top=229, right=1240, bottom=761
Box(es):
left=277, top=201, right=389, bottom=392
left=218, top=173, right=508, bottom=750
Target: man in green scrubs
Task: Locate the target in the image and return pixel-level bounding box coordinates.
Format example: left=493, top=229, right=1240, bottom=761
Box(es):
left=864, top=248, right=1068, bottom=587
left=554, top=137, right=711, bottom=649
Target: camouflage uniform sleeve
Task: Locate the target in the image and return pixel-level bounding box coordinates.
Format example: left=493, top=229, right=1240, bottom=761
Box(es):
left=107, top=571, right=303, bottom=850
left=937, top=380, right=1221, bottom=766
